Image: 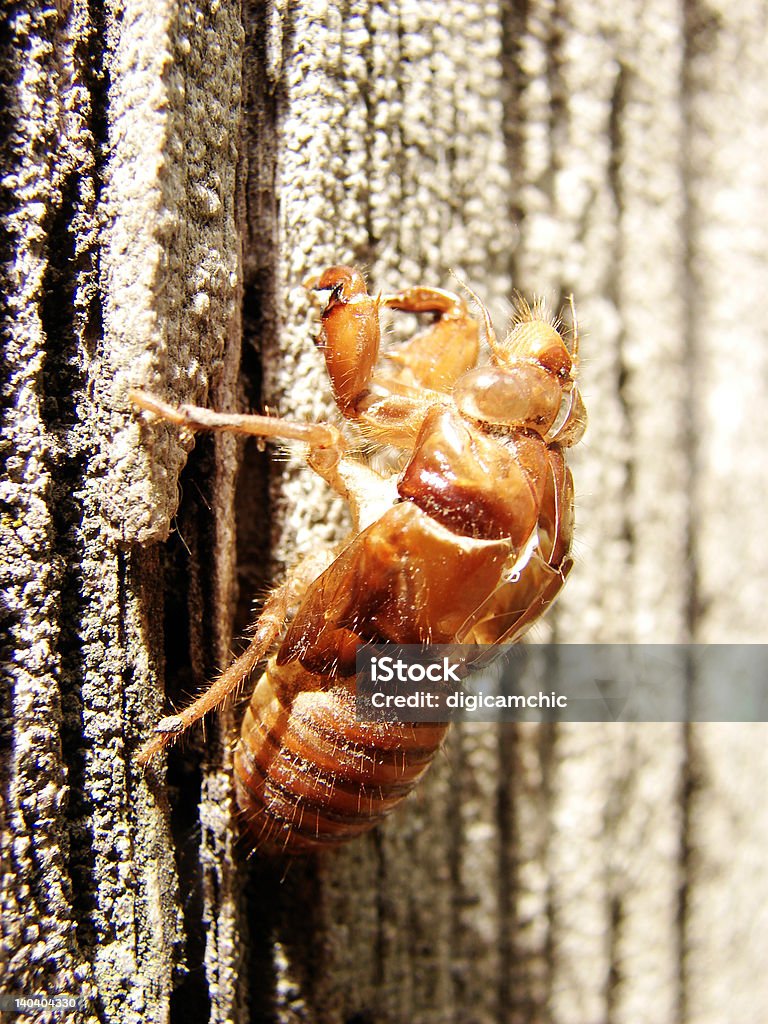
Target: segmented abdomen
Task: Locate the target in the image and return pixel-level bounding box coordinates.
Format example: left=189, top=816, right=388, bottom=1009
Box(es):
left=234, top=657, right=448, bottom=853
left=234, top=412, right=575, bottom=854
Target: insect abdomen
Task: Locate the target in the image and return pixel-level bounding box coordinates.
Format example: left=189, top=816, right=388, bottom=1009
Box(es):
left=234, top=657, right=448, bottom=853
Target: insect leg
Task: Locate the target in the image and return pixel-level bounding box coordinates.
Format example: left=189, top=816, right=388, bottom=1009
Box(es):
left=130, top=388, right=401, bottom=522
left=136, top=581, right=291, bottom=764
left=378, top=285, right=480, bottom=392
left=304, top=265, right=382, bottom=417
left=381, top=284, right=471, bottom=315
left=136, top=550, right=328, bottom=765
left=305, top=269, right=480, bottom=414
left=131, top=390, right=345, bottom=470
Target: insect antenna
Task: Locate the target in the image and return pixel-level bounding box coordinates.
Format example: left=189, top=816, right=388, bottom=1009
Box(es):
left=449, top=270, right=504, bottom=360
left=566, top=293, right=580, bottom=367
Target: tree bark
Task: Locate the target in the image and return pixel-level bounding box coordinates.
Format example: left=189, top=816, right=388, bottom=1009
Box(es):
left=2, top=1, right=768, bottom=1023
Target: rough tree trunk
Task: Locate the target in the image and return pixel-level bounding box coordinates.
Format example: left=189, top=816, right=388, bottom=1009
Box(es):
left=2, top=1, right=768, bottom=1023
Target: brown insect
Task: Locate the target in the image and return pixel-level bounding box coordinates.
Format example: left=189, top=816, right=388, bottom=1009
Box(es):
left=133, top=266, right=586, bottom=853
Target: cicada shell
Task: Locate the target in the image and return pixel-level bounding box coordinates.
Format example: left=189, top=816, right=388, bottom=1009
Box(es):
left=134, top=266, right=586, bottom=853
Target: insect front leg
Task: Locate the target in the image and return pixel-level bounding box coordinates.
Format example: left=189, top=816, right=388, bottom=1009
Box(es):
left=307, top=270, right=482, bottom=407
left=304, top=265, right=383, bottom=417
left=378, top=285, right=480, bottom=392
left=306, top=268, right=482, bottom=449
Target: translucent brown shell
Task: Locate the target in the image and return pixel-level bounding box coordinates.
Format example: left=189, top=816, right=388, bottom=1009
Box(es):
left=133, top=266, right=586, bottom=854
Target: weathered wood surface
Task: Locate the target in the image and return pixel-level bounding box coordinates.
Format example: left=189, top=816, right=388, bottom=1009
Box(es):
left=2, top=1, right=768, bottom=1022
